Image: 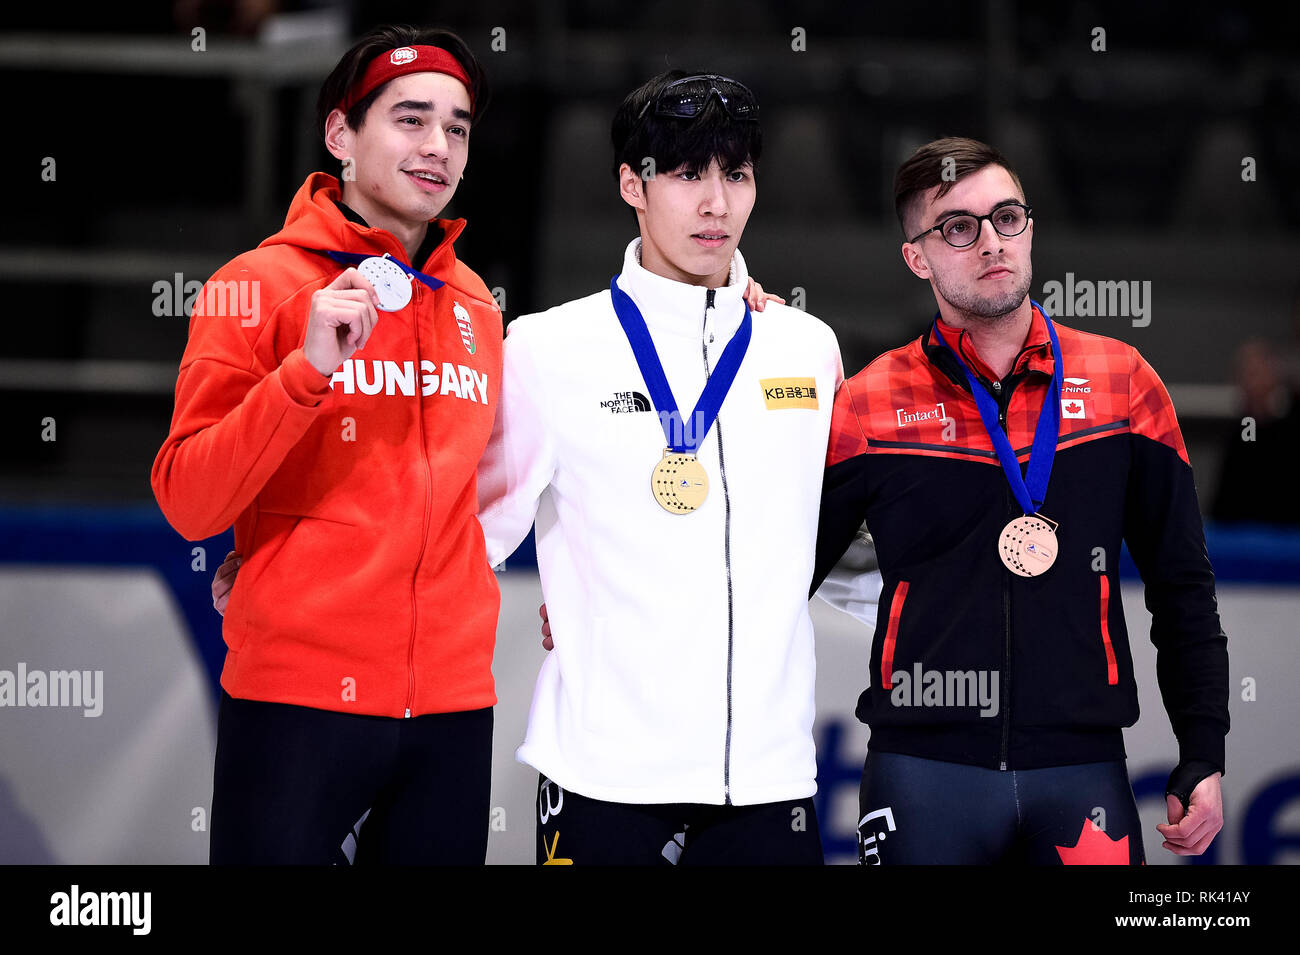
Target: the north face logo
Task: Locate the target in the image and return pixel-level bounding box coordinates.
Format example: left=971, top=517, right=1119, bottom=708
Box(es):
left=600, top=391, right=651, bottom=413
left=453, top=301, right=476, bottom=354
left=390, top=47, right=418, bottom=66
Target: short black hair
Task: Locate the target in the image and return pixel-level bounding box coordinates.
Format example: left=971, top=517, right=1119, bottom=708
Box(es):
left=611, top=70, right=762, bottom=181
left=315, top=24, right=490, bottom=139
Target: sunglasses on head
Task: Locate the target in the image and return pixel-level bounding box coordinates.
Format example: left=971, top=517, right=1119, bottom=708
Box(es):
left=635, top=74, right=760, bottom=124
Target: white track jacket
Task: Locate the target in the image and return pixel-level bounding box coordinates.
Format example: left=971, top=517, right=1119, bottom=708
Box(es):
left=477, top=239, right=845, bottom=805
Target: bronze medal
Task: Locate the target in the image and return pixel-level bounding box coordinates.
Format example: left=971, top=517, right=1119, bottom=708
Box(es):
left=651, top=449, right=709, bottom=514
left=998, top=514, right=1059, bottom=577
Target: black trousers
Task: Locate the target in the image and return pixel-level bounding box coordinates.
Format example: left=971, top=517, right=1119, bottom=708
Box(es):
left=210, top=690, right=493, bottom=865
left=857, top=750, right=1145, bottom=864
left=535, top=775, right=824, bottom=865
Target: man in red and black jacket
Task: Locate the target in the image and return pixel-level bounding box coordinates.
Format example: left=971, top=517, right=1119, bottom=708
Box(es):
left=813, top=137, right=1229, bottom=865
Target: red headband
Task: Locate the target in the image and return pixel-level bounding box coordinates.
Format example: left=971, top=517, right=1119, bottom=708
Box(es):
left=337, top=45, right=474, bottom=115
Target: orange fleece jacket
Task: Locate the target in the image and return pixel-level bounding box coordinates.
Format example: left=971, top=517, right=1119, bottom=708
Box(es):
left=152, top=172, right=503, bottom=717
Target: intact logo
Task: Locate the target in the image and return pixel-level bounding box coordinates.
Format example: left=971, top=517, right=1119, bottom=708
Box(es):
left=858, top=806, right=897, bottom=865
left=896, top=402, right=946, bottom=429
left=601, top=390, right=652, bottom=413
left=453, top=301, right=476, bottom=355
left=390, top=47, right=418, bottom=66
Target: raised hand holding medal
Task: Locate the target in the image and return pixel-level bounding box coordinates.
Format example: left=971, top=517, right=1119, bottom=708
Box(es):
left=303, top=250, right=449, bottom=376
left=323, top=249, right=446, bottom=310
left=934, top=301, right=1064, bottom=576
left=610, top=276, right=752, bottom=515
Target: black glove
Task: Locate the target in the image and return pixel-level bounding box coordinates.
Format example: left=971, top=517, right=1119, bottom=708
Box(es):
left=1165, top=759, right=1222, bottom=812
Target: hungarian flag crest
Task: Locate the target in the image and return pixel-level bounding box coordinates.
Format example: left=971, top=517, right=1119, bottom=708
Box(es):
left=453, top=301, right=476, bottom=354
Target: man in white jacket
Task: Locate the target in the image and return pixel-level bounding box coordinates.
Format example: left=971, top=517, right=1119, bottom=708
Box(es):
left=476, top=71, right=847, bottom=864
left=210, top=69, right=873, bottom=864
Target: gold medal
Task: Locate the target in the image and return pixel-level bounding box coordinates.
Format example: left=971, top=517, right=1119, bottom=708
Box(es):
left=998, top=514, right=1059, bottom=577
left=651, top=449, right=709, bottom=514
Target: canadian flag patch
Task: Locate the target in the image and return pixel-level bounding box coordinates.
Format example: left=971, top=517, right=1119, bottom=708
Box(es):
left=1061, top=398, right=1086, bottom=419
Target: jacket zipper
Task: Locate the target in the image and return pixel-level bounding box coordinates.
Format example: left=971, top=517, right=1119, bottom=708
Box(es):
left=955, top=337, right=1050, bottom=771
left=702, top=287, right=735, bottom=805
left=992, top=376, right=1013, bottom=771
left=406, top=282, right=433, bottom=718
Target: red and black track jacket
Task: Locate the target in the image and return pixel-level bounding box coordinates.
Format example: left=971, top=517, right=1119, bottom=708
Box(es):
left=812, top=306, right=1229, bottom=776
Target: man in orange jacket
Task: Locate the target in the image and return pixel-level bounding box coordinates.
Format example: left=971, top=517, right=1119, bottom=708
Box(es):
left=152, top=26, right=504, bottom=864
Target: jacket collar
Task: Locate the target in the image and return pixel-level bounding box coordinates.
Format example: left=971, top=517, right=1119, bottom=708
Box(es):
left=612, top=238, right=749, bottom=341
left=923, top=303, right=1055, bottom=390
left=259, top=172, right=467, bottom=277
left=334, top=198, right=444, bottom=270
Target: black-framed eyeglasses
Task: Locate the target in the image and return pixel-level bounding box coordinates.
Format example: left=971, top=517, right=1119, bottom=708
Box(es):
left=635, top=74, right=760, bottom=124
left=908, top=202, right=1032, bottom=248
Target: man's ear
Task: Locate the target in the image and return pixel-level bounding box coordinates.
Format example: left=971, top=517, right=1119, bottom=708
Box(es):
left=619, top=163, right=647, bottom=212
left=901, top=241, right=931, bottom=280
left=324, top=108, right=351, bottom=162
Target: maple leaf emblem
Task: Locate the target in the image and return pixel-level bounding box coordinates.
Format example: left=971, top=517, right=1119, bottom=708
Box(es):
left=1064, top=401, right=1082, bottom=415
left=1056, top=819, right=1129, bottom=864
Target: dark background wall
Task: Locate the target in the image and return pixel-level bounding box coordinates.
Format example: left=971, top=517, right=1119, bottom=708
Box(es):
left=2, top=0, right=1297, bottom=520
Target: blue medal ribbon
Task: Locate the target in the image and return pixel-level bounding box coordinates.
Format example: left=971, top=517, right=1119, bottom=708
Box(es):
left=609, top=275, right=751, bottom=454
left=932, top=300, right=1063, bottom=516
left=321, top=250, right=445, bottom=291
